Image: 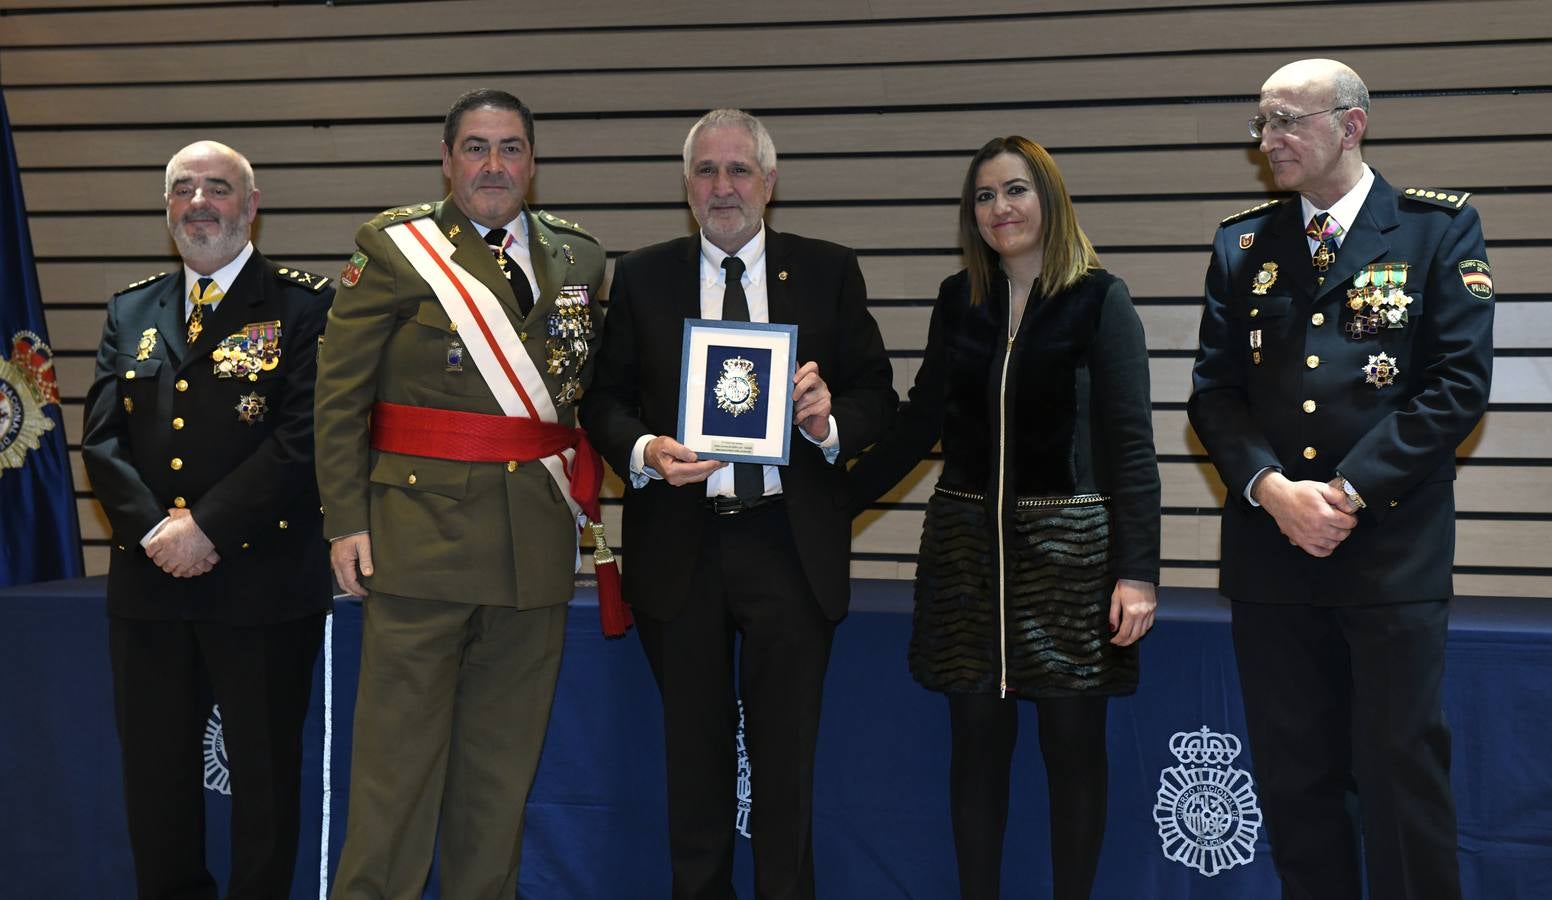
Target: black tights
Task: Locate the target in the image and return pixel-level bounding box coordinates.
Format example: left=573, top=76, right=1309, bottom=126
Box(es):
left=947, top=693, right=1110, bottom=900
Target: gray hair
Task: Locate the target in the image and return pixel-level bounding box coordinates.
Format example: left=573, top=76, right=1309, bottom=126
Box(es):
left=682, top=108, right=777, bottom=179
left=163, top=140, right=255, bottom=198
left=1331, top=67, right=1370, bottom=114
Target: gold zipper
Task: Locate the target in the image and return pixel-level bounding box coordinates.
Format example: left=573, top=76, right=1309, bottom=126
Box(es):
left=935, top=486, right=1108, bottom=508
left=996, top=286, right=1015, bottom=699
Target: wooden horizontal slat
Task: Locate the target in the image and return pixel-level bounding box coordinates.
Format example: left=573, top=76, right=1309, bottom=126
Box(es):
left=8, top=45, right=1550, bottom=127
left=0, top=0, right=1261, bottom=45
left=1146, top=357, right=1552, bottom=406
left=16, top=92, right=1552, bottom=169
left=6, top=2, right=1547, bottom=84
left=22, top=188, right=1548, bottom=267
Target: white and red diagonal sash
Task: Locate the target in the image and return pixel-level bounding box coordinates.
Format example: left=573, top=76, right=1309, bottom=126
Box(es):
left=383, top=218, right=581, bottom=519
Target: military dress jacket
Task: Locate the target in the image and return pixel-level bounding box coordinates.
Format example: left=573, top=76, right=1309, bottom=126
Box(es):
left=1188, top=173, right=1494, bottom=606
left=313, top=199, right=605, bottom=609
left=81, top=251, right=334, bottom=625
left=579, top=231, right=897, bottom=622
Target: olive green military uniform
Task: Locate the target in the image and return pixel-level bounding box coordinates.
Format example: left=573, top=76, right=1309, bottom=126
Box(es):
left=315, top=198, right=604, bottom=899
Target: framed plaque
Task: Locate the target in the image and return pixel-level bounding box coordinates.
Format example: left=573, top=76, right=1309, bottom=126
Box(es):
left=676, top=319, right=798, bottom=465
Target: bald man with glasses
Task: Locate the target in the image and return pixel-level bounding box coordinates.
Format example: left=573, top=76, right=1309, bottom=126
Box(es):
left=1188, top=58, right=1493, bottom=900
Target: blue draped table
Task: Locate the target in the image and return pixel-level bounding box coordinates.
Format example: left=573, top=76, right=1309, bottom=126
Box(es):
left=3, top=577, right=1549, bottom=898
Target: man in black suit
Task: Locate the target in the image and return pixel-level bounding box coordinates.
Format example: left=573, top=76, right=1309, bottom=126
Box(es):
left=581, top=108, right=895, bottom=899
left=1188, top=59, right=1493, bottom=900
left=82, top=140, right=333, bottom=899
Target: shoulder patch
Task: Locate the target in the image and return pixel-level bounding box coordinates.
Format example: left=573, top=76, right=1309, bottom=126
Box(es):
left=114, top=271, right=172, bottom=295
left=368, top=202, right=437, bottom=229
left=1400, top=188, right=1471, bottom=210
left=275, top=266, right=331, bottom=294
left=1220, top=198, right=1286, bottom=226
left=537, top=209, right=596, bottom=242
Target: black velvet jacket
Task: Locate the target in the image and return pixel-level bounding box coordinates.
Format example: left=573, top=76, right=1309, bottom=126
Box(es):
left=851, top=267, right=1161, bottom=583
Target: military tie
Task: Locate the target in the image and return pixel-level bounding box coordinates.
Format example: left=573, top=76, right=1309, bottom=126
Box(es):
left=1306, top=213, right=1342, bottom=276
left=720, top=256, right=765, bottom=502
left=484, top=227, right=535, bottom=317
left=187, top=277, right=223, bottom=344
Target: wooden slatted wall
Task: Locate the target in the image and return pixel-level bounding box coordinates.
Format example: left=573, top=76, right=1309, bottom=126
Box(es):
left=3, top=0, right=1549, bottom=596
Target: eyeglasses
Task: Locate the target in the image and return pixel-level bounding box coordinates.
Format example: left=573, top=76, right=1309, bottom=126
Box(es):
left=1248, top=107, right=1352, bottom=139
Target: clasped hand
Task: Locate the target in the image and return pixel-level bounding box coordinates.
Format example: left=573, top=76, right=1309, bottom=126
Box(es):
left=145, top=507, right=219, bottom=577
left=1252, top=472, right=1360, bottom=558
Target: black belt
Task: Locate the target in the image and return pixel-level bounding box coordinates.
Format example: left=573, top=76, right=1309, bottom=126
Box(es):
left=705, top=494, right=784, bottom=516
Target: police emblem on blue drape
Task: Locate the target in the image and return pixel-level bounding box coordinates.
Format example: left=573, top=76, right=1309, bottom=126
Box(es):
left=0, top=92, right=84, bottom=587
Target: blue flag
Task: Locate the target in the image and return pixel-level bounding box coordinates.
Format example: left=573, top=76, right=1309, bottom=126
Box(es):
left=0, top=92, right=84, bottom=587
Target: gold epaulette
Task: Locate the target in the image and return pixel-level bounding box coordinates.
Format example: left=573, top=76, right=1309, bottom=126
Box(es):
left=275, top=266, right=331, bottom=294
left=1401, top=188, right=1471, bottom=210
left=537, top=209, right=596, bottom=241
left=114, top=271, right=172, bottom=295
left=1220, top=198, right=1286, bottom=226
left=369, top=202, right=437, bottom=229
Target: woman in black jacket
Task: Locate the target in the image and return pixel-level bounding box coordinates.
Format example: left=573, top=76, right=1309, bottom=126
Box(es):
left=849, top=136, right=1161, bottom=900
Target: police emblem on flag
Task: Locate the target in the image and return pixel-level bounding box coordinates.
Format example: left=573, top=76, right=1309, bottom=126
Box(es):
left=0, top=331, right=59, bottom=476
left=1154, top=726, right=1261, bottom=876
left=203, top=704, right=232, bottom=796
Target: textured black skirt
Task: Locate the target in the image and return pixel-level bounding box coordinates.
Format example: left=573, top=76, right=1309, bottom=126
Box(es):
left=908, top=488, right=1139, bottom=698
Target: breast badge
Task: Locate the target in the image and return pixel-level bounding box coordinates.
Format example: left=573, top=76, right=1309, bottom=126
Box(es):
left=1362, top=352, right=1400, bottom=388
left=136, top=328, right=158, bottom=361
left=445, top=338, right=464, bottom=373
left=1250, top=262, right=1278, bottom=296
left=714, top=356, right=761, bottom=416
left=1345, top=264, right=1412, bottom=340
left=545, top=284, right=595, bottom=405
left=211, top=321, right=282, bottom=381
left=235, top=391, right=268, bottom=424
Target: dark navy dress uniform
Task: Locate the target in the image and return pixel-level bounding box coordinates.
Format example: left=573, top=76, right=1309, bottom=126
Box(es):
left=1188, top=172, right=1493, bottom=900
left=81, top=252, right=333, bottom=899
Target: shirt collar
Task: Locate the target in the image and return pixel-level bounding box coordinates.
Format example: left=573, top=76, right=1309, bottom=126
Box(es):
left=699, top=224, right=766, bottom=286
left=184, top=241, right=254, bottom=297
left=472, top=211, right=530, bottom=250
left=1301, top=164, right=1374, bottom=242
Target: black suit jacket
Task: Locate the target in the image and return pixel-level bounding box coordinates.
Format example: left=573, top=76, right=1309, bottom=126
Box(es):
left=581, top=230, right=896, bottom=621
left=1188, top=172, right=1494, bottom=605
left=82, top=251, right=333, bottom=624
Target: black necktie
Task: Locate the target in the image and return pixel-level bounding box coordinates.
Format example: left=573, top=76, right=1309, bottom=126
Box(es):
left=485, top=227, right=535, bottom=317
left=720, top=256, right=764, bottom=501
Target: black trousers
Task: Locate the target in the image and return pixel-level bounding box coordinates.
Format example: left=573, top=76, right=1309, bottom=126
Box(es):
left=635, top=502, right=837, bottom=900
left=1231, top=599, right=1459, bottom=900
left=109, top=613, right=325, bottom=900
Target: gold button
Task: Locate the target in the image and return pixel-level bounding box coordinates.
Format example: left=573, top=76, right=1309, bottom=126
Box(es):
left=449, top=322, right=458, bottom=333
left=1306, top=355, right=1320, bottom=369
left=242, top=542, right=251, bottom=549
left=1250, top=308, right=1259, bottom=318
left=124, top=370, right=136, bottom=380
left=407, top=473, right=417, bottom=485
left=173, top=496, right=186, bottom=509
left=1389, top=500, right=1399, bottom=508
left=175, top=379, right=189, bottom=392
left=170, top=457, right=183, bottom=470
left=1303, top=446, right=1317, bottom=460
left=1302, top=400, right=1316, bottom=414
left=278, top=520, right=288, bottom=529
left=1311, top=313, right=1325, bottom=326
left=172, top=417, right=185, bottom=430
left=506, top=460, right=518, bottom=472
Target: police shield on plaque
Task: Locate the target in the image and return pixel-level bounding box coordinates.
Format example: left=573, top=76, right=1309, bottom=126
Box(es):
left=677, top=319, right=797, bottom=465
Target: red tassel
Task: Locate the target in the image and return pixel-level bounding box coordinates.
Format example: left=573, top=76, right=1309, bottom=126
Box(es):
left=589, top=520, right=632, bottom=638
left=594, top=558, right=631, bottom=638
